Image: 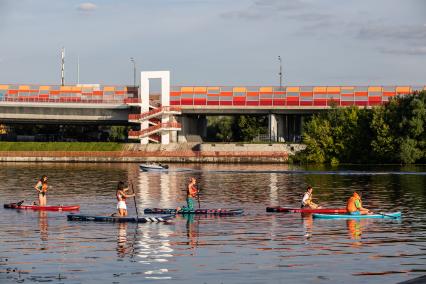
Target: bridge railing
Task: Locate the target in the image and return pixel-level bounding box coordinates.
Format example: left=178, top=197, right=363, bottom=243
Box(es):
left=0, top=84, right=135, bottom=104
left=1, top=85, right=424, bottom=107
left=0, top=97, right=128, bottom=104
left=169, top=85, right=425, bottom=107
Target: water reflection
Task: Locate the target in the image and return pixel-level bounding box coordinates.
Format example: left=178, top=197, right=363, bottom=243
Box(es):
left=269, top=173, right=278, bottom=205
left=38, top=211, right=48, bottom=244
left=136, top=171, right=189, bottom=209
left=138, top=173, right=150, bottom=207
left=302, top=213, right=313, bottom=239
left=160, top=174, right=171, bottom=207
left=134, top=226, right=173, bottom=280
left=183, top=215, right=199, bottom=255
left=116, top=222, right=130, bottom=258
left=347, top=219, right=363, bottom=241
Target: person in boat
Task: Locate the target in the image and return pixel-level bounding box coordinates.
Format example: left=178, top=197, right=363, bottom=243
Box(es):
left=346, top=192, right=371, bottom=215
left=301, top=186, right=321, bottom=209
left=116, top=181, right=135, bottom=217
left=34, top=175, right=48, bottom=206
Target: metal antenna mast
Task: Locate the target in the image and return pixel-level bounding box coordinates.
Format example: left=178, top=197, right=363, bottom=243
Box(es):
left=61, top=47, right=65, bottom=86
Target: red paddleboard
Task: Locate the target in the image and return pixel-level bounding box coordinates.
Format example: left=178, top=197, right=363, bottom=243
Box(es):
left=4, top=203, right=80, bottom=211
left=266, top=206, right=347, bottom=214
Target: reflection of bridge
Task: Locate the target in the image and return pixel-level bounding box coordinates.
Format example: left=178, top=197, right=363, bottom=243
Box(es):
left=0, top=78, right=424, bottom=144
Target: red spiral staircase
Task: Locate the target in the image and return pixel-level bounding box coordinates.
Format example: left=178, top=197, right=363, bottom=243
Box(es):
left=128, top=106, right=181, bottom=142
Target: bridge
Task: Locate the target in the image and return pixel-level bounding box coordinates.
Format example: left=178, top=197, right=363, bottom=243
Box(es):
left=0, top=74, right=424, bottom=144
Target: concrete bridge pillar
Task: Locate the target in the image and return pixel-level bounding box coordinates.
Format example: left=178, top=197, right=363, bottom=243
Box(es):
left=178, top=115, right=207, bottom=143
left=277, top=115, right=285, bottom=142
left=178, top=116, right=189, bottom=143
left=268, top=114, right=285, bottom=142
left=268, top=114, right=278, bottom=142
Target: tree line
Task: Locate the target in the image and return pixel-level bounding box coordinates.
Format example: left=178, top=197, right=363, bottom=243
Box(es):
left=297, top=91, right=426, bottom=164
left=207, top=115, right=267, bottom=142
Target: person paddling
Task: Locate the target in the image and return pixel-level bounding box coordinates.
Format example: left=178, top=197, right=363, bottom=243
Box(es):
left=346, top=192, right=371, bottom=215
left=301, top=186, right=321, bottom=209
left=177, top=177, right=198, bottom=212
left=116, top=181, right=135, bottom=217
left=34, top=175, right=48, bottom=206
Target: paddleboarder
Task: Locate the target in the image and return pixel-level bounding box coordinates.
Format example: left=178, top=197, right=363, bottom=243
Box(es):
left=34, top=175, right=48, bottom=206
left=177, top=177, right=198, bottom=212
left=301, top=186, right=321, bottom=209
left=116, top=181, right=135, bottom=217
left=346, top=192, right=371, bottom=215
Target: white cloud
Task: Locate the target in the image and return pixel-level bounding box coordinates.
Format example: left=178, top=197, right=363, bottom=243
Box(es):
left=358, top=24, right=426, bottom=42
left=380, top=46, right=426, bottom=56
left=77, top=2, right=97, bottom=12
left=221, top=0, right=309, bottom=20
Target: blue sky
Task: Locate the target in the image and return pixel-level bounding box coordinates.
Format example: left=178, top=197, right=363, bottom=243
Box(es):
left=0, top=0, right=425, bottom=86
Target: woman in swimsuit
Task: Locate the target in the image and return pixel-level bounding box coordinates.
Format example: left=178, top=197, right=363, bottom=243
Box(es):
left=116, top=181, right=135, bottom=217
left=34, top=175, right=48, bottom=206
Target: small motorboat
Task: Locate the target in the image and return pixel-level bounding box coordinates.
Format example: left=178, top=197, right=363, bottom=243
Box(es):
left=139, top=163, right=169, bottom=172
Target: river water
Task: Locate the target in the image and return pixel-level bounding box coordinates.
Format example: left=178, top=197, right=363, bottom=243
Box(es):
left=0, top=163, right=425, bottom=284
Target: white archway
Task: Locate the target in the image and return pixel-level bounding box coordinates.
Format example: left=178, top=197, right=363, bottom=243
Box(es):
left=139, top=71, right=172, bottom=144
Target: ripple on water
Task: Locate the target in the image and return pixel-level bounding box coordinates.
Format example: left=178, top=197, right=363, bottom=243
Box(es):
left=0, top=163, right=425, bottom=284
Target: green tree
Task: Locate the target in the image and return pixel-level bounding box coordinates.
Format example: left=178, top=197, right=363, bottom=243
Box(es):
left=206, top=116, right=235, bottom=142
left=399, top=137, right=423, bottom=164
left=301, top=106, right=370, bottom=164
left=302, top=116, right=333, bottom=163
left=109, top=126, right=128, bottom=142
left=301, top=91, right=426, bottom=164
left=233, top=115, right=267, bottom=142
left=216, top=117, right=234, bottom=142
left=370, top=106, right=397, bottom=162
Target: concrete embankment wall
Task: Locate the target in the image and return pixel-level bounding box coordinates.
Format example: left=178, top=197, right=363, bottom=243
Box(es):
left=0, top=143, right=305, bottom=163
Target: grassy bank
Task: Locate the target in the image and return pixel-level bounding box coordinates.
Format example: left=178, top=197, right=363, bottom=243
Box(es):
left=0, top=142, right=124, bottom=151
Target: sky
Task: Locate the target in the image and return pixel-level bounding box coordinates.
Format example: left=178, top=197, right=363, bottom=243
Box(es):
left=0, top=0, right=425, bottom=86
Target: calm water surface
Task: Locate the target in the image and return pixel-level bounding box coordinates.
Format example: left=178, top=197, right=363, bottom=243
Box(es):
left=0, top=163, right=425, bottom=284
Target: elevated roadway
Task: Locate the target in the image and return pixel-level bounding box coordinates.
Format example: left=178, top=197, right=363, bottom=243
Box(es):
left=0, top=82, right=424, bottom=142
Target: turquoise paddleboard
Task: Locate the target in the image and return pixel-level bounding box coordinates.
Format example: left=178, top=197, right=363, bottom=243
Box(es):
left=313, top=212, right=401, bottom=219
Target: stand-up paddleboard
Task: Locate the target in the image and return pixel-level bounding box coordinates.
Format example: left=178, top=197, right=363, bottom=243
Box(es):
left=144, top=208, right=244, bottom=215
left=266, top=206, right=347, bottom=214
left=313, top=212, right=402, bottom=219
left=67, top=214, right=174, bottom=223
left=4, top=202, right=80, bottom=211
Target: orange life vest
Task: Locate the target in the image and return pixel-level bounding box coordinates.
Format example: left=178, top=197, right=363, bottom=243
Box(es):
left=347, top=193, right=362, bottom=213
left=41, top=183, right=48, bottom=193
left=188, top=184, right=197, bottom=198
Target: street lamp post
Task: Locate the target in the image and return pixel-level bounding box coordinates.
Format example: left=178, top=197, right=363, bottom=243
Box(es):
left=278, top=55, right=282, bottom=90
left=130, top=57, right=136, bottom=87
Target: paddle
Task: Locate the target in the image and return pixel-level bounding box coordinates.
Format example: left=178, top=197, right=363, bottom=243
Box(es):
left=196, top=186, right=201, bottom=209
left=16, top=200, right=24, bottom=206
left=130, top=182, right=139, bottom=219
left=376, top=212, right=399, bottom=219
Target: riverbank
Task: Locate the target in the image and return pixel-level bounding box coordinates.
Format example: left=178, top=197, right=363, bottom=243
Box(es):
left=0, top=142, right=123, bottom=151
left=0, top=142, right=304, bottom=163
